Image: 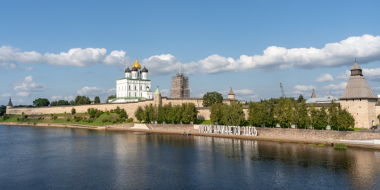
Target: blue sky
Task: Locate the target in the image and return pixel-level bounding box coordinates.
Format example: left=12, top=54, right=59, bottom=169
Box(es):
left=1, top=0, right=380, bottom=105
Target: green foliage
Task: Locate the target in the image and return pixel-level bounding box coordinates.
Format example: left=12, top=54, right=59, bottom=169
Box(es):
left=318, top=144, right=324, bottom=147
left=74, top=116, right=82, bottom=122
left=202, top=91, right=223, bottom=107
left=126, top=118, right=133, bottom=122
left=0, top=105, right=6, bottom=116
left=248, top=102, right=263, bottom=126
left=115, top=106, right=121, bottom=114
left=107, top=94, right=116, bottom=102
left=53, top=116, right=57, bottom=120
left=57, top=100, right=70, bottom=106
left=119, top=108, right=127, bottom=119
left=33, top=98, right=50, bottom=107
left=182, top=103, right=198, bottom=124
left=210, top=103, right=224, bottom=124
left=259, top=97, right=296, bottom=105
left=94, top=96, right=101, bottom=104
left=102, top=118, right=108, bottom=123
left=337, top=108, right=355, bottom=129
left=74, top=95, right=92, bottom=105
left=333, top=143, right=347, bottom=149
left=297, top=94, right=305, bottom=103
left=2, top=114, right=10, bottom=120
left=71, top=108, right=76, bottom=115
left=222, top=101, right=245, bottom=126
left=50, top=101, right=57, bottom=106
left=134, top=106, right=144, bottom=122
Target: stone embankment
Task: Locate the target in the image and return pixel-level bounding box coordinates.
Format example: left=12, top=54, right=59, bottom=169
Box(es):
left=2, top=122, right=380, bottom=150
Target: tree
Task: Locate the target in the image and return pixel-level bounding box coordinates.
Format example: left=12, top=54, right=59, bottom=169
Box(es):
left=328, top=100, right=339, bottom=127
left=337, top=108, right=355, bottom=129
left=107, top=94, right=116, bottom=102
left=50, top=101, right=58, bottom=106
left=202, top=92, right=223, bottom=107
left=297, top=94, right=305, bottom=103
left=135, top=106, right=144, bottom=122
left=94, top=96, right=101, bottom=104
left=119, top=108, right=127, bottom=119
left=297, top=100, right=310, bottom=128
left=309, top=103, right=318, bottom=128
left=222, top=101, right=245, bottom=126
left=115, top=106, right=121, bottom=114
left=210, top=103, right=224, bottom=124
left=57, top=100, right=70, bottom=106
left=71, top=108, right=76, bottom=115
left=315, top=104, right=328, bottom=128
left=33, top=98, right=50, bottom=107
left=142, top=105, right=150, bottom=123
left=248, top=102, right=264, bottom=126
left=182, top=103, right=198, bottom=124
left=262, top=101, right=275, bottom=127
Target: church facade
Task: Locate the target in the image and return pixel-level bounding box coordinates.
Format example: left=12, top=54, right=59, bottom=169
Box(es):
left=109, top=58, right=153, bottom=103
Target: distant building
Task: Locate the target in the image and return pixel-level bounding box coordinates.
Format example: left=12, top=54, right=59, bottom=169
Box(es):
left=170, top=65, right=190, bottom=98
left=306, top=89, right=339, bottom=103
left=109, top=58, right=153, bottom=103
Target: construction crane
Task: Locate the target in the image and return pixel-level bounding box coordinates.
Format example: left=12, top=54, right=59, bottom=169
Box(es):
left=280, top=83, right=285, bottom=97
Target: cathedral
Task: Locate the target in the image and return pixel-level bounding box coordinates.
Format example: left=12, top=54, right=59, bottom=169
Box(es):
left=108, top=58, right=153, bottom=103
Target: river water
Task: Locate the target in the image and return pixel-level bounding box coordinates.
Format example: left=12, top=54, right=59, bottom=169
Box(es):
left=1, top=125, right=380, bottom=189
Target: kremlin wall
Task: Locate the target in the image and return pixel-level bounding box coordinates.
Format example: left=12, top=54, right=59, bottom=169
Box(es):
left=5, top=61, right=380, bottom=129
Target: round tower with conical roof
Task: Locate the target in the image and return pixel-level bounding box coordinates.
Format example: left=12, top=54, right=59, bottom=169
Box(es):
left=340, top=60, right=378, bottom=128
left=154, top=87, right=162, bottom=106
left=228, top=87, right=235, bottom=99
left=6, top=98, right=13, bottom=114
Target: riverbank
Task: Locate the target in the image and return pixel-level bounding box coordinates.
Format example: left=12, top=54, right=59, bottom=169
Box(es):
left=1, top=122, right=380, bottom=150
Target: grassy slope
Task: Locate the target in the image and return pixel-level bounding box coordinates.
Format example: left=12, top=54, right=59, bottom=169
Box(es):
left=1, top=113, right=136, bottom=126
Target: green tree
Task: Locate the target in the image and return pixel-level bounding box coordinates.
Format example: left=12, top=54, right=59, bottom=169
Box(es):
left=309, top=104, right=318, bottom=128
left=210, top=103, right=224, bottom=124
left=337, top=108, right=355, bottom=129
left=115, top=106, right=121, bottom=114
left=33, top=98, right=50, bottom=107
left=107, top=94, right=116, bottom=102
left=262, top=101, right=275, bottom=127
left=57, top=100, right=70, bottom=106
left=202, top=92, right=223, bottom=107
left=182, top=103, right=198, bottom=124
left=84, top=97, right=91, bottom=104
left=94, top=96, right=101, bottom=104
left=297, top=100, right=310, bottom=128
left=50, top=101, right=57, bottom=106
left=248, top=102, right=264, bottom=126
left=71, top=108, right=76, bottom=115
left=222, top=101, right=245, bottom=126
left=135, top=106, right=144, bottom=123
left=328, top=100, right=339, bottom=127
left=119, top=108, right=127, bottom=119
left=142, top=105, right=150, bottom=123
left=315, top=104, right=328, bottom=128
left=274, top=99, right=286, bottom=127
left=283, top=98, right=293, bottom=127
left=297, top=94, right=305, bottom=103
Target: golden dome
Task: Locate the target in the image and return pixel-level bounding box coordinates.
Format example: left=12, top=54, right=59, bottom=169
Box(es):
left=132, top=58, right=141, bottom=69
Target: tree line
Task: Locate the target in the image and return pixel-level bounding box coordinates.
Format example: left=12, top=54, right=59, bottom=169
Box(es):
left=135, top=103, right=198, bottom=124
left=32, top=96, right=102, bottom=107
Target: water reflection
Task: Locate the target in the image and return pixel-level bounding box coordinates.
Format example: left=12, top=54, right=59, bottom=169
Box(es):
left=0, top=125, right=380, bottom=189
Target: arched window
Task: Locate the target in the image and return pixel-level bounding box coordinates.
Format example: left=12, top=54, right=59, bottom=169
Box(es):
left=135, top=86, right=136, bottom=90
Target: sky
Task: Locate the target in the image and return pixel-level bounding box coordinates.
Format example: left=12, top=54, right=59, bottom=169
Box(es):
left=1, top=0, right=380, bottom=105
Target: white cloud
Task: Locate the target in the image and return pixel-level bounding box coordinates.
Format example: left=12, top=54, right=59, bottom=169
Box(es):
left=294, top=85, right=316, bottom=92
left=13, top=76, right=47, bottom=92
left=316, top=73, right=334, bottom=82
left=196, top=34, right=380, bottom=73
left=363, top=68, right=380, bottom=80
left=337, top=70, right=350, bottom=80
left=322, top=82, right=347, bottom=90
left=160, top=89, right=170, bottom=96
left=51, top=96, right=63, bottom=100
left=1, top=93, right=12, bottom=97
left=0, top=62, right=34, bottom=71
left=64, top=95, right=75, bottom=100
left=372, top=87, right=380, bottom=90
left=77, top=87, right=115, bottom=96
left=16, top=92, right=31, bottom=97
left=219, top=89, right=255, bottom=96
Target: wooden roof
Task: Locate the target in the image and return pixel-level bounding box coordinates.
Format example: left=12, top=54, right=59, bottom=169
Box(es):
left=340, top=75, right=377, bottom=100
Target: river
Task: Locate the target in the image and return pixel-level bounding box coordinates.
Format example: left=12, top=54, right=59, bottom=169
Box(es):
left=1, top=125, right=380, bottom=189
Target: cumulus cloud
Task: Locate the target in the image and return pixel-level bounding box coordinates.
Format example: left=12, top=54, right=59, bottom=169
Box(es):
left=0, top=62, right=34, bottom=71
left=2, top=34, right=380, bottom=75
left=294, top=85, right=316, bottom=92
left=316, top=73, right=334, bottom=82
left=16, top=92, right=31, bottom=97
left=322, top=82, right=347, bottom=90
left=363, top=68, right=380, bottom=80
left=51, top=96, right=63, bottom=100
left=64, top=95, right=75, bottom=100
left=77, top=87, right=115, bottom=96
left=13, top=76, right=47, bottom=92
left=160, top=89, right=170, bottom=97
left=1, top=93, right=12, bottom=97
left=196, top=34, right=380, bottom=73
left=337, top=70, right=350, bottom=80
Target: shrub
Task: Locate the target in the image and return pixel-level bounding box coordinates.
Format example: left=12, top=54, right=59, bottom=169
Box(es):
left=112, top=120, right=116, bottom=124
left=22, top=112, right=24, bottom=115
left=74, top=116, right=82, bottom=122
left=64, top=111, right=66, bottom=114
left=318, top=144, right=324, bottom=147
left=88, top=118, right=94, bottom=123
left=333, top=143, right=347, bottom=149
left=2, top=114, right=10, bottom=120
left=66, top=118, right=70, bottom=122
left=115, top=106, right=121, bottom=114
left=71, top=108, right=76, bottom=115
left=308, top=144, right=316, bottom=146
left=119, top=108, right=127, bottom=119
left=107, top=111, right=109, bottom=115
left=53, top=116, right=57, bottom=120
left=17, top=118, right=20, bottom=121
left=110, top=109, right=114, bottom=113
left=126, top=118, right=133, bottom=122
left=102, top=118, right=108, bottom=123
left=38, top=117, right=42, bottom=120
